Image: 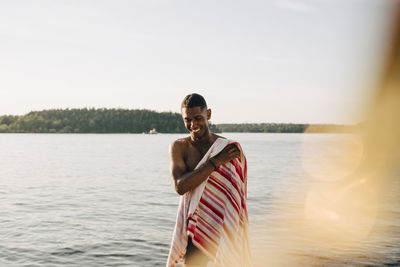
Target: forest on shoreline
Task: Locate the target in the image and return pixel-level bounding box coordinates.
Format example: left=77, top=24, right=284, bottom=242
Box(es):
left=0, top=108, right=358, bottom=134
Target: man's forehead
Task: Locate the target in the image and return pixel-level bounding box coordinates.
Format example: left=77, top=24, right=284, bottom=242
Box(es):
left=181, top=106, right=206, bottom=116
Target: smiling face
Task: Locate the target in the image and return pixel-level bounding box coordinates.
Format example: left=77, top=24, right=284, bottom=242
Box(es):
left=181, top=106, right=211, bottom=140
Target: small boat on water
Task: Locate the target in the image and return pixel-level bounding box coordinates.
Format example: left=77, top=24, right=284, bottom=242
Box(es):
left=148, top=128, right=158, bottom=134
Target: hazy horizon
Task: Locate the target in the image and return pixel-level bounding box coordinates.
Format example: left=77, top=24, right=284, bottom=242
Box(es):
left=1, top=0, right=397, bottom=124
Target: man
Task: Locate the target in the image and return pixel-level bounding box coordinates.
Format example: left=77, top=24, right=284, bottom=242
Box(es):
left=167, top=93, right=251, bottom=267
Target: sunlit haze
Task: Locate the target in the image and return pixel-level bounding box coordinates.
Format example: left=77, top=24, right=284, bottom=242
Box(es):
left=0, top=0, right=395, bottom=123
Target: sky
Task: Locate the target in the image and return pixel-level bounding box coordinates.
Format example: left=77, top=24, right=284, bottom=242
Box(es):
left=0, top=0, right=396, bottom=124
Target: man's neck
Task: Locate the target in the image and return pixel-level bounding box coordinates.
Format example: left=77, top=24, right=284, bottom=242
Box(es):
left=190, top=131, right=213, bottom=144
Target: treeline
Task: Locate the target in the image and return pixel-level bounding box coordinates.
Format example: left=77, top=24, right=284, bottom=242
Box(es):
left=0, top=108, right=192, bottom=133
left=217, top=123, right=360, bottom=133
left=0, top=108, right=357, bottom=133
left=217, top=123, right=307, bottom=133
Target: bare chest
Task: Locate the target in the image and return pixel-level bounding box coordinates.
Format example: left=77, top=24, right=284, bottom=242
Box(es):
left=183, top=146, right=208, bottom=172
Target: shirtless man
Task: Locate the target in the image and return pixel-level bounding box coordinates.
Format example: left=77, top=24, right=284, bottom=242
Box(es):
left=169, top=93, right=241, bottom=266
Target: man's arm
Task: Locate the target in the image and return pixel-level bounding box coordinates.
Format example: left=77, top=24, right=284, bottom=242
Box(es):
left=169, top=141, right=240, bottom=195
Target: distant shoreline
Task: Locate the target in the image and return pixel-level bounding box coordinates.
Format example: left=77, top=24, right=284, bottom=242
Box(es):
left=0, top=108, right=361, bottom=134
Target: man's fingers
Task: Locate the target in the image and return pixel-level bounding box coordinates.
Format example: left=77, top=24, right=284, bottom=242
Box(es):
left=228, top=145, right=239, bottom=152
left=226, top=145, right=240, bottom=157
left=230, top=150, right=240, bottom=158
left=219, top=144, right=240, bottom=162
left=229, top=144, right=238, bottom=150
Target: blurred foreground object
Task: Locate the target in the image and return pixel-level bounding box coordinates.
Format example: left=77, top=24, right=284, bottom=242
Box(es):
left=304, top=0, right=400, bottom=248
left=303, top=0, right=400, bottom=258
left=252, top=2, right=400, bottom=266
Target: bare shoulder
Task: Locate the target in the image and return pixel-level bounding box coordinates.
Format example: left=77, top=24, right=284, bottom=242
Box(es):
left=169, top=137, right=190, bottom=154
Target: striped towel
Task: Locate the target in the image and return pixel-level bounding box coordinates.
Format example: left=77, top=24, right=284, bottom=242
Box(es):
left=167, top=138, right=252, bottom=267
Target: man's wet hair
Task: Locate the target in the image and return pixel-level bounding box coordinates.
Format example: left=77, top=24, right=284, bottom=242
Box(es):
left=181, top=93, right=207, bottom=110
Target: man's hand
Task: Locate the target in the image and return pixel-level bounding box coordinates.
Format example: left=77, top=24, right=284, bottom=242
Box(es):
left=211, top=144, right=241, bottom=167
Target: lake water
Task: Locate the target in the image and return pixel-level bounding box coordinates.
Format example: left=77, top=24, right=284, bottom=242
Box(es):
left=0, top=133, right=399, bottom=266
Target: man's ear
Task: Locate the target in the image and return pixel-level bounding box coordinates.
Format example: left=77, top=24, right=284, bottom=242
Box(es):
left=207, top=109, right=211, bottom=120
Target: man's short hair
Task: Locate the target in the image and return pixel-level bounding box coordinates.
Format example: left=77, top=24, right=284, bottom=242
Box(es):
left=181, top=93, right=207, bottom=110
